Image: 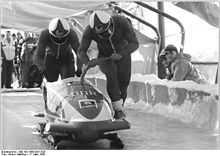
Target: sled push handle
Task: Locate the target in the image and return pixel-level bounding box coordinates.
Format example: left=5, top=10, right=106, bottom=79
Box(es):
left=80, top=57, right=111, bottom=84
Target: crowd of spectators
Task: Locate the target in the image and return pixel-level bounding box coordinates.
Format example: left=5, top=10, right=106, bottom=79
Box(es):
left=1, top=30, right=39, bottom=88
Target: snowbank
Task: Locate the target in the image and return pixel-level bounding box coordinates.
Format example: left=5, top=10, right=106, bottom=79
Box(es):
left=87, top=73, right=218, bottom=96
left=86, top=73, right=219, bottom=129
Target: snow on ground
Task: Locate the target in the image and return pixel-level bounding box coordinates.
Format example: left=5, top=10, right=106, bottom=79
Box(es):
left=125, top=97, right=217, bottom=129
left=86, top=73, right=218, bottom=129
left=86, top=73, right=218, bottom=95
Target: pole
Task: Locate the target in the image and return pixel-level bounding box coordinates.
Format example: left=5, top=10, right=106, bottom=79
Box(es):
left=158, top=2, right=165, bottom=51
left=157, top=2, right=166, bottom=79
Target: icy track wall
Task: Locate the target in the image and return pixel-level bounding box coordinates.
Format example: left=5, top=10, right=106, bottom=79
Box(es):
left=86, top=74, right=219, bottom=129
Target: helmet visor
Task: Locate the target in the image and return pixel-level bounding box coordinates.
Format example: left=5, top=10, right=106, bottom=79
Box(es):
left=95, top=22, right=110, bottom=34
left=93, top=13, right=111, bottom=34
left=51, top=19, right=69, bottom=38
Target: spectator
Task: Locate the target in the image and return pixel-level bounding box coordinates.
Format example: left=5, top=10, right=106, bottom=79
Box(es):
left=159, top=54, right=173, bottom=80
left=20, top=32, right=39, bottom=88
left=13, top=32, right=24, bottom=87
left=160, top=44, right=207, bottom=84
left=1, top=31, right=16, bottom=88
left=16, top=32, right=24, bottom=57
left=1, top=34, right=5, bottom=40
left=1, top=41, right=5, bottom=88
left=12, top=33, right=16, bottom=41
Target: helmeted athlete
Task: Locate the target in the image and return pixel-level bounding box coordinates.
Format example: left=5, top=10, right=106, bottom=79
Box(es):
left=34, top=17, right=81, bottom=82
left=78, top=11, right=139, bottom=119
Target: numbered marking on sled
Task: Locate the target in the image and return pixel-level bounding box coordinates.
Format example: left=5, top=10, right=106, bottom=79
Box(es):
left=79, top=99, right=98, bottom=109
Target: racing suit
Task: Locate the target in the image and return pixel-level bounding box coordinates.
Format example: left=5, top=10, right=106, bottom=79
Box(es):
left=78, top=15, right=139, bottom=104
left=34, top=29, right=81, bottom=82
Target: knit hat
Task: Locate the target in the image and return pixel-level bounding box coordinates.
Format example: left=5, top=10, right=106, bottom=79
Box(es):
left=160, top=44, right=178, bottom=56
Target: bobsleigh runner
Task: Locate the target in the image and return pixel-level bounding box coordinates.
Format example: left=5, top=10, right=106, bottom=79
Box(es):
left=34, top=69, right=130, bottom=149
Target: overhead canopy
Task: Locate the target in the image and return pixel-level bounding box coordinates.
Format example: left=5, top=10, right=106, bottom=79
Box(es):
left=174, top=1, right=220, bottom=28
left=0, top=0, right=219, bottom=43
left=0, top=0, right=156, bottom=44
left=0, top=1, right=109, bottom=32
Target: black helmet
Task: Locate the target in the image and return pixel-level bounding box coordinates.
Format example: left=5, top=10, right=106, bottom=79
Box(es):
left=48, top=17, right=70, bottom=43
left=89, top=11, right=111, bottom=34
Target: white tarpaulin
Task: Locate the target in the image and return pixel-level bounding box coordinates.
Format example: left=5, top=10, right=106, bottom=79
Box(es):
left=174, top=1, right=220, bottom=28
left=0, top=0, right=109, bottom=32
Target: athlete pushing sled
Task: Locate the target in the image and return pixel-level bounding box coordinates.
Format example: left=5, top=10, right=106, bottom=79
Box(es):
left=34, top=17, right=82, bottom=82
left=78, top=11, right=139, bottom=120
left=33, top=17, right=130, bottom=149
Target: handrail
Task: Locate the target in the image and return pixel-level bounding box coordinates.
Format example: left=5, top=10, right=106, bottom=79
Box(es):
left=67, top=18, right=84, bottom=33
left=191, top=61, right=218, bottom=65
left=109, top=4, right=161, bottom=47
left=135, top=1, right=185, bottom=53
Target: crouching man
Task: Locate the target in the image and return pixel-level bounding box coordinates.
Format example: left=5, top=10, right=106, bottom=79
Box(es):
left=159, top=44, right=207, bottom=84
left=78, top=11, right=139, bottom=119
left=34, top=17, right=82, bottom=82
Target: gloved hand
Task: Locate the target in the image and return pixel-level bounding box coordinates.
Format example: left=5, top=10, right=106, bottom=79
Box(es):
left=80, top=64, right=89, bottom=85
left=110, top=53, right=122, bottom=61
left=87, top=59, right=99, bottom=68
left=81, top=59, right=98, bottom=82
left=75, top=69, right=82, bottom=77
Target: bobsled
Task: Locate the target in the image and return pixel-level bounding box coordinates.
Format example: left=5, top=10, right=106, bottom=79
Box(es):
left=34, top=77, right=130, bottom=149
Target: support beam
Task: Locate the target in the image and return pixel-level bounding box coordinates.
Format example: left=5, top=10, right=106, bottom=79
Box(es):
left=158, top=2, right=165, bottom=51
left=135, top=1, right=185, bottom=53
left=157, top=2, right=166, bottom=79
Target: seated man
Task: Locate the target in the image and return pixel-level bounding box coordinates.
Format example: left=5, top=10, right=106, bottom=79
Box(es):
left=159, top=44, right=207, bottom=84
left=159, top=54, right=173, bottom=80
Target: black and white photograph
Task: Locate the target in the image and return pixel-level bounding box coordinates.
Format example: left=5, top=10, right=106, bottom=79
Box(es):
left=0, top=0, right=220, bottom=153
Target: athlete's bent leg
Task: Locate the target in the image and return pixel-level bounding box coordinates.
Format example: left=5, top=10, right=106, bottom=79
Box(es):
left=60, top=52, right=75, bottom=79
left=99, top=60, right=121, bottom=101
left=117, top=55, right=131, bottom=104
left=44, top=55, right=59, bottom=82
left=99, top=60, right=125, bottom=119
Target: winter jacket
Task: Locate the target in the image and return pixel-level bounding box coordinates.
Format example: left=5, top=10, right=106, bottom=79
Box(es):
left=171, top=53, right=207, bottom=84
left=1, top=38, right=16, bottom=60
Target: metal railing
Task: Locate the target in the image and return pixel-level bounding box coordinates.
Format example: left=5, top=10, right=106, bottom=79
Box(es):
left=192, top=61, right=218, bottom=65
left=135, top=1, right=185, bottom=53
left=109, top=3, right=161, bottom=48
